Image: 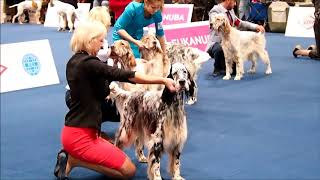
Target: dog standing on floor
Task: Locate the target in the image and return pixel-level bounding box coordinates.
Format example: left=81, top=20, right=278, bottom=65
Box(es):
left=9, top=0, right=44, bottom=24
left=49, top=0, right=77, bottom=32
left=109, top=62, right=190, bottom=180
left=210, top=14, right=272, bottom=80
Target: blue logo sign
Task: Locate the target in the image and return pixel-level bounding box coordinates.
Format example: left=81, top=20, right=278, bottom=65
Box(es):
left=22, top=54, right=41, bottom=76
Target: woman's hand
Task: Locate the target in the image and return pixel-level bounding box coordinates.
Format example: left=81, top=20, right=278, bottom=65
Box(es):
left=135, top=40, right=145, bottom=51
left=163, top=78, right=177, bottom=93
left=256, top=25, right=265, bottom=33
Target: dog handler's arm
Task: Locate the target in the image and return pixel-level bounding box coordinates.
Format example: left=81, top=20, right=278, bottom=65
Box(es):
left=129, top=72, right=176, bottom=92
left=117, top=29, right=144, bottom=50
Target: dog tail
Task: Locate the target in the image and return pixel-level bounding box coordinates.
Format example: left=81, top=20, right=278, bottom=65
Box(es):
left=31, top=0, right=38, bottom=9
left=9, top=4, right=18, bottom=8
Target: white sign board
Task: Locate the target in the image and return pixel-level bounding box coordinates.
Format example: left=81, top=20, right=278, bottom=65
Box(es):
left=44, top=3, right=90, bottom=28
left=285, top=7, right=315, bottom=38
left=0, top=39, right=60, bottom=93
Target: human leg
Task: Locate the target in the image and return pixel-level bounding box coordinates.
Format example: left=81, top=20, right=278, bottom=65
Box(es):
left=311, top=15, right=320, bottom=59
left=58, top=126, right=136, bottom=179
left=207, top=43, right=226, bottom=76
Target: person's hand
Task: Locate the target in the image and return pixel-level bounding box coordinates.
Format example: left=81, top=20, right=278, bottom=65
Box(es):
left=135, top=40, right=145, bottom=51
left=256, top=25, right=265, bottom=33
left=164, top=78, right=177, bottom=93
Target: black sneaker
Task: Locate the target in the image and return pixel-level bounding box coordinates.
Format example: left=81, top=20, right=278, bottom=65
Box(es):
left=54, top=150, right=68, bottom=180
left=212, top=69, right=223, bottom=77
left=293, top=45, right=303, bottom=58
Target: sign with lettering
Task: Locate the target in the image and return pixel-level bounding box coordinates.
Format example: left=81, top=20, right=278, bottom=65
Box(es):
left=162, top=4, right=193, bottom=25
left=285, top=7, right=315, bottom=38
left=163, top=21, right=210, bottom=51
left=0, top=39, right=60, bottom=93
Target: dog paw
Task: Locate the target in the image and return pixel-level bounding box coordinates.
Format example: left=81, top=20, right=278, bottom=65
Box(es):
left=234, top=76, right=242, bottom=80
left=265, top=69, right=272, bottom=75
left=172, top=175, right=185, bottom=180
left=247, top=69, right=256, bottom=74
left=137, top=156, right=148, bottom=163
left=186, top=98, right=196, bottom=105
left=222, top=75, right=231, bottom=80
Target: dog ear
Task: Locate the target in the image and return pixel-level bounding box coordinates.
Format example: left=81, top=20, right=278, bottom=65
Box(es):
left=127, top=51, right=136, bottom=67
left=167, top=65, right=173, bottom=79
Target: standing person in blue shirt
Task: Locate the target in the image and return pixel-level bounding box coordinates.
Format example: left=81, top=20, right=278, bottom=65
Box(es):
left=112, top=0, right=166, bottom=58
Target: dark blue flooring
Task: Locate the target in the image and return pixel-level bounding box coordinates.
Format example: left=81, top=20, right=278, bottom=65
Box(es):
left=1, top=24, right=320, bottom=180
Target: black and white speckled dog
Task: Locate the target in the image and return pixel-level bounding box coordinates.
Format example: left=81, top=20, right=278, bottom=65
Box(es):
left=109, top=62, right=190, bottom=180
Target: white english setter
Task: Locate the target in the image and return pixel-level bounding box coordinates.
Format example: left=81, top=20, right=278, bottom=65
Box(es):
left=109, top=62, right=190, bottom=180
left=210, top=14, right=272, bottom=80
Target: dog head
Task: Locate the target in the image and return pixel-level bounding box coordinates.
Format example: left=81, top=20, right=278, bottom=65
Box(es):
left=209, top=13, right=230, bottom=34
left=110, top=40, right=136, bottom=69
left=140, top=34, right=163, bottom=54
left=169, top=62, right=190, bottom=92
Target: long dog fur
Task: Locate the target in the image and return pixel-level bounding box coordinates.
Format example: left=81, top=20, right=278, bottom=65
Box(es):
left=109, top=62, right=190, bottom=180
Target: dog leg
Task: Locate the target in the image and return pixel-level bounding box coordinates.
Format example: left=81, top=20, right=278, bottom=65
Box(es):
left=223, top=60, right=232, bottom=80
left=57, top=13, right=66, bottom=31
left=35, top=11, right=41, bottom=24
left=147, top=141, right=163, bottom=180
left=67, top=12, right=74, bottom=32
left=12, top=14, right=20, bottom=23
left=147, top=118, right=164, bottom=180
left=259, top=50, right=272, bottom=75
left=234, top=58, right=243, bottom=80
left=114, top=116, right=130, bottom=149
left=169, top=148, right=185, bottom=180
left=135, top=138, right=147, bottom=163
left=247, top=58, right=257, bottom=74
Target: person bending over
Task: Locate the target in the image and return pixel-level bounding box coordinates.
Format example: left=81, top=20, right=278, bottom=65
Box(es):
left=112, top=0, right=166, bottom=58
left=206, top=0, right=265, bottom=77
left=293, top=0, right=320, bottom=60
left=54, top=21, right=177, bottom=180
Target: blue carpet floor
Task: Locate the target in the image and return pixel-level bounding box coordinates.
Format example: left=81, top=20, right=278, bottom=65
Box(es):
left=1, top=24, right=320, bottom=180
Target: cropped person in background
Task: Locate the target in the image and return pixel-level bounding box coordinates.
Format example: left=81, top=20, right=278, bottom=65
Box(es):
left=206, top=0, right=265, bottom=77
left=292, top=0, right=320, bottom=60
left=54, top=21, right=177, bottom=180
left=112, top=0, right=166, bottom=58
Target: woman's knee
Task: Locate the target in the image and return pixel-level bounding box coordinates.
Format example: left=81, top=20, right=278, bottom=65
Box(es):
left=119, top=157, right=136, bottom=178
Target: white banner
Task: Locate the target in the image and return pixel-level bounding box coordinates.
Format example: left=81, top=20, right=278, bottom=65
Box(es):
left=285, top=7, right=315, bottom=38
left=0, top=39, right=60, bottom=93
left=44, top=3, right=90, bottom=28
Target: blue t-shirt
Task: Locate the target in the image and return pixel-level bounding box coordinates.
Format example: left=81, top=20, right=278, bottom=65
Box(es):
left=112, top=2, right=164, bottom=57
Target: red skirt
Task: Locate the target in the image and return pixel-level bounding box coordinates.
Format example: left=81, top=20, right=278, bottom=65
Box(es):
left=61, top=125, right=126, bottom=170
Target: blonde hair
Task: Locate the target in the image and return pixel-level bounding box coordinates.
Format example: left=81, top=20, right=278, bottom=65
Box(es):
left=70, top=21, right=107, bottom=55
left=137, top=0, right=164, bottom=11
left=87, top=6, right=111, bottom=31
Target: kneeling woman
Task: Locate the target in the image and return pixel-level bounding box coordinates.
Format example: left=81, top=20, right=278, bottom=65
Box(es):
left=54, top=21, right=176, bottom=179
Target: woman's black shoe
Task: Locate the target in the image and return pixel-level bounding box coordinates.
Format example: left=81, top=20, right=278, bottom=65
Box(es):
left=54, top=150, right=68, bottom=180
left=293, top=45, right=302, bottom=58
